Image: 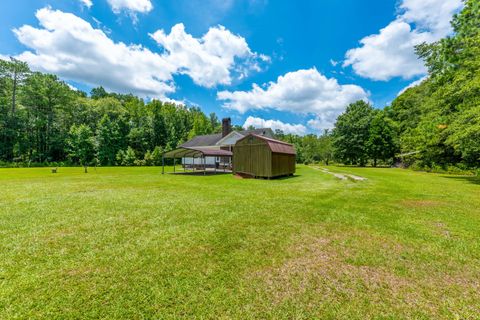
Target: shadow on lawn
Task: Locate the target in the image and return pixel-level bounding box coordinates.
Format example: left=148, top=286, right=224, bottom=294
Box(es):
left=441, top=175, right=480, bottom=185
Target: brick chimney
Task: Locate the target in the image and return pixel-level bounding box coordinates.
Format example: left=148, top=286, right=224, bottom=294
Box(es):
left=222, top=117, right=232, bottom=137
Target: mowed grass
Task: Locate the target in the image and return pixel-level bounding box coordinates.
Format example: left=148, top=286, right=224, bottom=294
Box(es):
left=0, top=166, right=479, bottom=319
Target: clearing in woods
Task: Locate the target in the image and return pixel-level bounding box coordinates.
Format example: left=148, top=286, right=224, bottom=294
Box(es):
left=0, top=165, right=479, bottom=319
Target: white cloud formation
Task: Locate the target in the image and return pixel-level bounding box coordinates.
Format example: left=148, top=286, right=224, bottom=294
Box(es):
left=13, top=7, right=175, bottom=98
left=10, top=8, right=265, bottom=99
left=218, top=68, right=368, bottom=133
left=243, top=116, right=307, bottom=135
left=80, top=0, right=93, bottom=8
left=400, top=0, right=463, bottom=37
left=307, top=112, right=339, bottom=131
left=107, top=0, right=153, bottom=13
left=150, top=24, right=268, bottom=88
left=344, top=0, right=463, bottom=81
left=218, top=68, right=368, bottom=114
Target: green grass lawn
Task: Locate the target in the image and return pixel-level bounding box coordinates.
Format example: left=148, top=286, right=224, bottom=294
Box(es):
left=1, top=166, right=479, bottom=319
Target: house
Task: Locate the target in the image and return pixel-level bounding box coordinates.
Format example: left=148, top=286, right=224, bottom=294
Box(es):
left=179, top=118, right=274, bottom=167
left=233, top=133, right=296, bottom=178
left=162, top=118, right=273, bottom=172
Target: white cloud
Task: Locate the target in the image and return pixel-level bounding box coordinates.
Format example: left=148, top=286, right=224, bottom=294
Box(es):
left=66, top=83, right=79, bottom=91
left=218, top=68, right=368, bottom=114
left=9, top=8, right=266, bottom=99
left=107, top=0, right=153, bottom=13
left=80, top=0, right=93, bottom=8
left=243, top=116, right=307, bottom=135
left=13, top=7, right=174, bottom=98
left=307, top=112, right=339, bottom=131
left=344, top=0, right=463, bottom=81
left=150, top=24, right=268, bottom=88
left=397, top=75, right=428, bottom=96
left=344, top=20, right=432, bottom=80
left=400, top=0, right=463, bottom=37
left=219, top=68, right=368, bottom=133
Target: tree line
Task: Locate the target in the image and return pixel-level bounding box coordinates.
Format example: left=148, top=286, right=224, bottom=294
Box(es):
left=0, top=0, right=478, bottom=170
left=306, top=0, right=479, bottom=170
left=0, top=61, right=226, bottom=168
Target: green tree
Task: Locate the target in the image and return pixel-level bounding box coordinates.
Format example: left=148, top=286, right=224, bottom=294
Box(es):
left=67, top=124, right=95, bottom=173
left=318, top=131, right=334, bottom=165
left=0, top=58, right=30, bottom=161
left=122, top=147, right=137, bottom=166
left=333, top=101, right=374, bottom=166
left=367, top=110, right=398, bottom=166
left=96, top=114, right=121, bottom=165
left=151, top=146, right=164, bottom=166
left=446, top=105, right=480, bottom=166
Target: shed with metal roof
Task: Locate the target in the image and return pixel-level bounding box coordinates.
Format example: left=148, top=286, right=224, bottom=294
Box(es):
left=233, top=134, right=296, bottom=178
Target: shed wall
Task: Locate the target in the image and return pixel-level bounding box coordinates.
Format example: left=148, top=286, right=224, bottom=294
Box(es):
left=271, top=153, right=296, bottom=177
left=233, top=136, right=271, bottom=177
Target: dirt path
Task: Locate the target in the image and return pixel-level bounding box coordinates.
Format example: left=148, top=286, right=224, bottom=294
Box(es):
left=311, top=166, right=367, bottom=181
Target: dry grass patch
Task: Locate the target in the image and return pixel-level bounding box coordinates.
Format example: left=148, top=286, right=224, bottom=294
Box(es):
left=250, top=231, right=480, bottom=318
left=400, top=199, right=444, bottom=208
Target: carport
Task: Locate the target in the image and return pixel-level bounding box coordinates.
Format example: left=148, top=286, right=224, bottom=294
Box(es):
left=162, top=147, right=233, bottom=175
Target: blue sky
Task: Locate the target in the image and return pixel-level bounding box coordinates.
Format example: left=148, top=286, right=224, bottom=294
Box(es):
left=0, top=0, right=462, bottom=134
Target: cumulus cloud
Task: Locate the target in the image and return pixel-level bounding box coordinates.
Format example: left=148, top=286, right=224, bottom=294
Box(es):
left=307, top=112, right=339, bottom=131
left=218, top=68, right=368, bottom=114
left=344, top=0, right=463, bottom=81
left=150, top=24, right=268, bottom=88
left=218, top=68, right=368, bottom=133
left=243, top=116, right=307, bottom=135
left=9, top=8, right=266, bottom=99
left=80, top=0, right=93, bottom=8
left=13, top=7, right=174, bottom=98
left=107, top=0, right=153, bottom=13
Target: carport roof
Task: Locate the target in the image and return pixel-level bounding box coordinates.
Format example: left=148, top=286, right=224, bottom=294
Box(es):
left=163, top=147, right=233, bottom=158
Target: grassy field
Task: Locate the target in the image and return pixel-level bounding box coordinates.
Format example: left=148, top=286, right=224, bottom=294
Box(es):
left=0, top=166, right=479, bottom=319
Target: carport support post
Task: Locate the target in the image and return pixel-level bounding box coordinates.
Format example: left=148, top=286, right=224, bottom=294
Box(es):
left=192, top=156, right=195, bottom=171
left=203, top=156, right=206, bottom=175
left=173, top=158, right=176, bottom=173
left=162, top=154, right=164, bottom=174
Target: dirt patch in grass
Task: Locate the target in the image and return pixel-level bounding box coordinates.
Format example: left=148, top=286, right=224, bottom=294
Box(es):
left=249, top=232, right=480, bottom=317
left=400, top=199, right=443, bottom=208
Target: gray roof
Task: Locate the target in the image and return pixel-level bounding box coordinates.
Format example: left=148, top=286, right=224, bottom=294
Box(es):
left=180, top=128, right=273, bottom=148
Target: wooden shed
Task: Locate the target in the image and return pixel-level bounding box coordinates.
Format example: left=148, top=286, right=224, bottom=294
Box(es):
left=233, top=134, right=296, bottom=178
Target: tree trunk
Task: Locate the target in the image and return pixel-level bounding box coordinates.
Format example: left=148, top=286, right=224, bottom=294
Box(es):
left=11, top=66, right=17, bottom=115
left=374, top=158, right=377, bottom=167
left=84, top=165, right=88, bottom=173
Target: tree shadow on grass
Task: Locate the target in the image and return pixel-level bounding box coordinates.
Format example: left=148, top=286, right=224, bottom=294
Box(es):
left=441, top=175, right=480, bottom=186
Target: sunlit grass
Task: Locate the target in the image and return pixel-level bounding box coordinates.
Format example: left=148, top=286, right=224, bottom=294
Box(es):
left=0, top=166, right=479, bottom=319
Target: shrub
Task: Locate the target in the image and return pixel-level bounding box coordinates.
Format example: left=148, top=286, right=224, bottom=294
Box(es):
left=151, top=146, right=164, bottom=166
left=134, top=159, right=146, bottom=166
left=144, top=150, right=154, bottom=166
left=122, top=147, right=137, bottom=166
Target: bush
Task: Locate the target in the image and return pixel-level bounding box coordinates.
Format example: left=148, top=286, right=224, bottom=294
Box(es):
left=116, top=147, right=137, bottom=166
left=123, top=147, right=137, bottom=166
left=116, top=150, right=125, bottom=166
left=143, top=150, right=154, bottom=166
left=151, top=146, right=164, bottom=166
left=134, top=159, right=146, bottom=166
